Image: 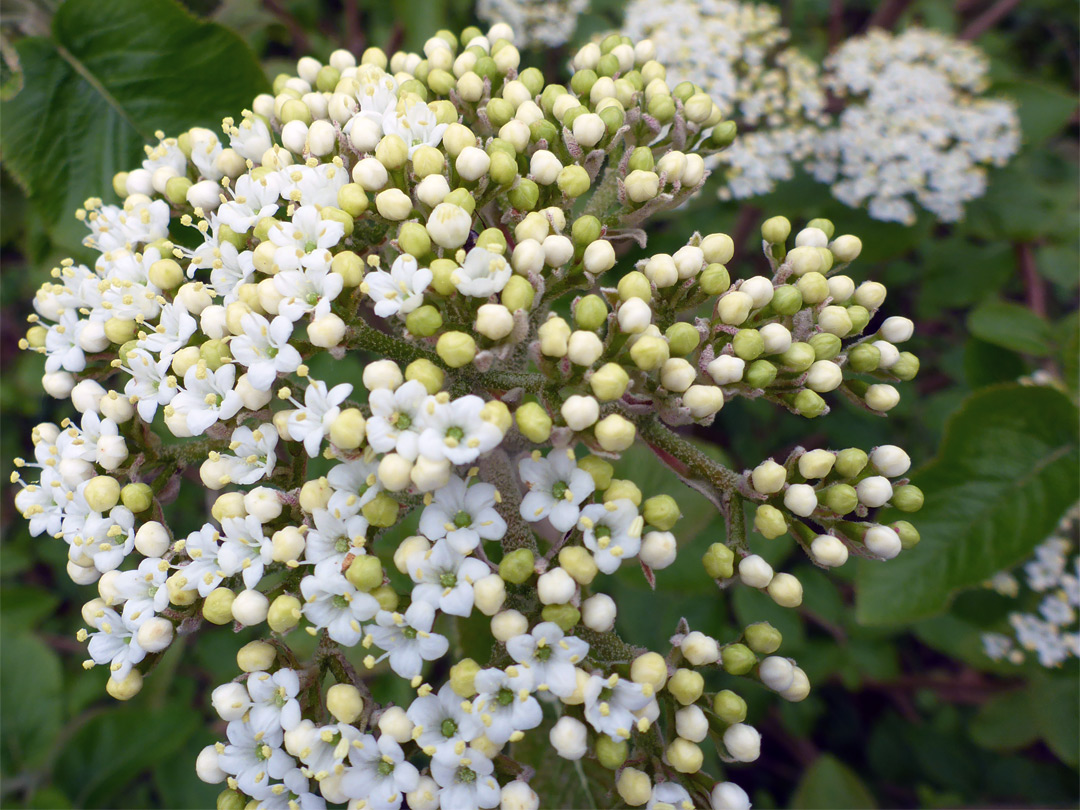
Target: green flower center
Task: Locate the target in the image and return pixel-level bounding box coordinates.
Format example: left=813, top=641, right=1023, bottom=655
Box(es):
left=440, top=572, right=457, bottom=588
left=331, top=594, right=349, bottom=609
left=594, top=525, right=611, bottom=539
left=402, top=626, right=417, bottom=640
left=453, top=510, right=472, bottom=529
left=446, top=426, right=465, bottom=441
left=599, top=686, right=614, bottom=702
left=267, top=346, right=279, bottom=358
left=393, top=412, right=411, bottom=430
left=551, top=480, right=569, bottom=500
left=335, top=537, right=349, bottom=553
left=456, top=766, right=477, bottom=784
left=377, top=760, right=395, bottom=776
left=535, top=645, right=552, bottom=662
left=497, top=687, right=515, bottom=706
left=441, top=718, right=458, bottom=738
left=304, top=240, right=318, bottom=253
left=305, top=292, right=319, bottom=305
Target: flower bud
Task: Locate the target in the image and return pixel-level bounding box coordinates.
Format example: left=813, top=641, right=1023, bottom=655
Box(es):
left=617, top=767, right=652, bottom=807
left=581, top=592, right=616, bottom=632
left=594, top=413, right=635, bottom=451
left=375, top=187, right=413, bottom=220
left=537, top=567, right=577, bottom=604
left=326, top=683, right=364, bottom=724
left=136, top=616, right=174, bottom=653
left=723, top=723, right=761, bottom=762
left=753, top=504, right=788, bottom=539
left=378, top=706, right=414, bottom=743
left=681, top=631, right=720, bottom=666
left=667, top=737, right=704, bottom=774
left=759, top=656, right=795, bottom=692
left=751, top=459, right=786, bottom=494
left=499, top=548, right=535, bottom=584
left=515, top=402, right=552, bottom=443
left=435, top=331, right=477, bottom=368
left=767, top=573, right=803, bottom=607
left=84, top=476, right=121, bottom=513
left=629, top=335, right=669, bottom=371
left=232, top=589, right=269, bottom=626
left=738, top=554, right=773, bottom=588
left=492, top=608, right=529, bottom=641
left=631, top=652, right=668, bottom=690
left=640, top=530, right=677, bottom=569
left=702, top=542, right=734, bottom=579
left=550, top=716, right=588, bottom=760
left=783, top=483, right=818, bottom=517
left=472, top=574, right=506, bottom=616
left=880, top=316, right=914, bottom=343
left=538, top=316, right=571, bottom=357
left=667, top=668, right=704, bottom=705
left=717, top=291, right=753, bottom=325
left=721, top=643, right=756, bottom=675
left=866, top=384, right=900, bottom=412
left=583, top=239, right=616, bottom=275
left=106, top=669, right=143, bottom=701
left=864, top=525, right=902, bottom=560
left=811, top=534, right=848, bottom=567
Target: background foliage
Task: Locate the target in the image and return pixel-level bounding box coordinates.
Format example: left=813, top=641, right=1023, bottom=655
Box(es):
left=0, top=0, right=1076, bottom=807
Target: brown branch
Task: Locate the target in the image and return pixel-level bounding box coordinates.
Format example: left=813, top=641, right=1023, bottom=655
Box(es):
left=343, top=0, right=365, bottom=56
left=263, top=0, right=310, bottom=55
left=828, top=0, right=846, bottom=47
left=1017, top=242, right=1047, bottom=318
left=960, top=0, right=1022, bottom=40
left=865, top=0, right=914, bottom=31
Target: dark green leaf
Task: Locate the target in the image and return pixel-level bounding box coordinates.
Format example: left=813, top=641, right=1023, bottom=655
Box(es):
left=997, top=80, right=1078, bottom=144
left=967, top=301, right=1055, bottom=356
left=855, top=385, right=1079, bottom=624
left=790, top=754, right=878, bottom=809
left=971, top=688, right=1040, bottom=752
left=1032, top=674, right=1079, bottom=766
left=0, top=633, right=64, bottom=774
left=1, top=0, right=268, bottom=254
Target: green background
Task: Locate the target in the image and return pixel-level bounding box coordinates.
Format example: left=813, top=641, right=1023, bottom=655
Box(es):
left=0, top=0, right=1077, bottom=807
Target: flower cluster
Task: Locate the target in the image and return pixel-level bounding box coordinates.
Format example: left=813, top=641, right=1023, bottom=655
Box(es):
left=808, top=26, right=1021, bottom=224
left=983, top=506, right=1080, bottom=668
left=619, top=0, right=828, bottom=199
left=476, top=0, right=589, bottom=48
left=13, top=21, right=922, bottom=810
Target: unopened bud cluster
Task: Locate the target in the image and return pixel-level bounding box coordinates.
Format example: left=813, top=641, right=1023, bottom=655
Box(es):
left=13, top=21, right=920, bottom=810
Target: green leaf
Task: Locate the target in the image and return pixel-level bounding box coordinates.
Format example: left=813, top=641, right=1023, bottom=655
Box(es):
left=971, top=689, right=1041, bottom=752
left=967, top=301, right=1055, bottom=357
left=997, top=80, right=1078, bottom=144
left=0, top=633, right=64, bottom=774
left=0, top=0, right=268, bottom=254
left=1036, top=243, right=1080, bottom=290
left=1032, top=674, right=1079, bottom=766
left=855, top=385, right=1079, bottom=625
left=790, top=754, right=878, bottom=809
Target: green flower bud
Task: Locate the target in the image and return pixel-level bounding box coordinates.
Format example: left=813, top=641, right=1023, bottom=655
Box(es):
left=628, top=146, right=655, bottom=172
left=541, top=603, right=581, bottom=632
left=666, top=322, right=700, bottom=356
left=571, top=69, right=598, bottom=97
left=806, top=218, right=835, bottom=238
left=376, top=134, right=409, bottom=170
left=346, top=555, right=384, bottom=591
left=398, top=78, right=427, bottom=100
left=501, top=276, right=536, bottom=312
left=217, top=788, right=246, bottom=810
left=893, top=520, right=921, bottom=549
left=604, top=479, right=643, bottom=506
left=643, top=494, right=681, bottom=531
left=165, top=176, right=193, bottom=206
left=848, top=343, right=881, bottom=373
left=732, top=329, right=764, bottom=362
left=709, top=120, right=738, bottom=147
left=589, top=363, right=630, bottom=401
left=721, top=643, right=757, bottom=675
left=761, top=216, right=791, bottom=245
left=630, top=335, right=669, bottom=371
left=571, top=215, right=602, bottom=247
left=822, top=483, right=858, bottom=515
left=891, top=352, right=920, bottom=381
left=668, top=668, right=704, bottom=705
left=578, top=455, right=614, bottom=490
left=530, top=119, right=558, bottom=146
left=120, top=483, right=153, bottom=513
left=835, top=448, right=869, bottom=478
left=449, top=658, right=481, bottom=697
left=267, top=594, right=301, bottom=633
left=809, top=332, right=842, bottom=361
left=557, top=165, right=591, bottom=198
left=648, top=93, right=676, bottom=123
left=745, top=360, right=777, bottom=389
left=515, top=402, right=552, bottom=443
left=329, top=251, right=362, bottom=288
left=846, top=305, right=870, bottom=334
left=200, top=339, right=231, bottom=370
left=597, top=52, right=620, bottom=78
left=280, top=98, right=311, bottom=125
left=104, top=318, right=138, bottom=344
left=406, top=359, right=445, bottom=394
left=540, top=84, right=567, bottom=116
left=699, top=263, right=731, bottom=295
left=398, top=222, right=430, bottom=258
left=796, top=271, right=829, bottom=305
left=507, top=178, right=539, bottom=211
left=405, top=305, right=443, bottom=337
left=754, top=504, right=788, bottom=539
left=518, top=66, right=544, bottom=96
left=744, top=622, right=783, bottom=654
left=618, top=271, right=652, bottom=303
left=476, top=228, right=507, bottom=254
left=672, top=81, right=696, bottom=102
left=203, top=587, right=236, bottom=625
left=793, top=389, right=826, bottom=418
left=892, top=485, right=924, bottom=513
left=599, top=105, right=625, bottom=134
left=362, top=492, right=399, bottom=527
left=499, top=548, right=535, bottom=584
left=486, top=151, right=517, bottom=186
left=703, top=542, right=735, bottom=579
left=372, top=585, right=399, bottom=611
left=443, top=188, right=477, bottom=214
left=713, top=690, right=747, bottom=724
left=474, top=55, right=499, bottom=83
left=427, top=68, right=455, bottom=95
left=574, top=295, right=608, bottom=330
left=436, top=331, right=476, bottom=368
left=337, top=183, right=369, bottom=217
left=561, top=105, right=586, bottom=130
left=771, top=285, right=803, bottom=316
left=596, top=734, right=629, bottom=770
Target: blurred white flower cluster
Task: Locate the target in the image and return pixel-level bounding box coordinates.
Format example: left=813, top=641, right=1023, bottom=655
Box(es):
left=983, top=506, right=1080, bottom=668
left=477, top=0, right=589, bottom=47
left=13, top=18, right=923, bottom=810
left=809, top=26, right=1021, bottom=224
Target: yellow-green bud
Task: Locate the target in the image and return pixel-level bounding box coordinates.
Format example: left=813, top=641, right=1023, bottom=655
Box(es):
left=780, top=342, right=816, bottom=372
left=84, top=475, right=121, bottom=513
left=406, top=359, right=444, bottom=394
left=618, top=271, right=652, bottom=303
left=217, top=789, right=245, bottom=810
left=574, top=295, right=608, bottom=330
left=809, top=332, right=842, bottom=361
left=754, top=504, right=788, bottom=539
left=630, top=335, right=669, bottom=371
left=148, top=258, right=185, bottom=290
left=761, top=216, right=791, bottom=244
left=745, top=360, right=777, bottom=389
left=120, top=483, right=154, bottom=513
left=848, top=343, right=881, bottom=373
left=200, top=339, right=231, bottom=370
left=280, top=98, right=311, bottom=124
left=709, top=120, right=737, bottom=147
left=703, top=542, right=734, bottom=579
left=892, top=352, right=920, bottom=381
left=797, top=272, right=830, bottom=305
left=372, top=585, right=399, bottom=611
left=596, top=735, right=629, bottom=770
left=489, top=151, right=518, bottom=186
left=578, top=455, right=614, bottom=490
left=557, top=165, right=591, bottom=198
left=721, top=643, right=756, bottom=675
left=507, top=178, right=539, bottom=211
left=571, top=215, right=602, bottom=247
left=892, top=485, right=924, bottom=513
left=237, top=640, right=276, bottom=672
left=793, top=389, right=826, bottom=418
left=332, top=250, right=364, bottom=287
left=329, top=408, right=366, bottom=450
left=476, top=228, right=506, bottom=254
left=665, top=322, right=700, bottom=356
left=375, top=134, right=409, bottom=169
left=165, top=176, right=192, bottom=205
left=558, top=546, right=598, bottom=585
left=668, top=668, right=704, bottom=705
left=346, top=555, right=384, bottom=591
left=594, top=413, right=636, bottom=452
left=326, top=683, right=364, bottom=724
left=541, top=603, right=581, bottom=631
left=744, top=622, right=782, bottom=654
left=499, top=548, right=535, bottom=584
left=822, top=483, right=858, bottom=514
left=893, top=520, right=921, bottom=549
left=104, top=318, right=138, bottom=345
left=268, top=594, right=302, bottom=633
left=604, top=479, right=643, bottom=506
left=712, top=689, right=747, bottom=724
left=406, top=305, right=443, bottom=337
left=362, top=492, right=399, bottom=527
left=501, top=275, right=536, bottom=312
left=835, top=448, right=868, bottom=478
left=203, top=587, right=236, bottom=625
left=643, top=495, right=680, bottom=530
left=732, top=329, right=764, bottom=362
left=436, top=331, right=476, bottom=368
left=589, top=363, right=630, bottom=402
left=699, top=263, right=731, bottom=295
left=320, top=206, right=354, bottom=237
left=667, top=738, right=704, bottom=774
left=515, top=402, right=552, bottom=443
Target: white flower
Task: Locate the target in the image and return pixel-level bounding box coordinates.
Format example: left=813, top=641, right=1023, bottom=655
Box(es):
left=406, top=683, right=483, bottom=754
left=44, top=310, right=87, bottom=373
left=451, top=248, right=512, bottom=298
left=287, top=379, right=353, bottom=458
left=340, top=733, right=420, bottom=810
left=472, top=666, right=542, bottom=744
left=170, top=363, right=243, bottom=436
left=218, top=173, right=282, bottom=234
left=406, top=539, right=491, bottom=616
left=274, top=262, right=345, bottom=322
left=301, top=562, right=381, bottom=646
left=231, top=313, right=303, bottom=390
left=248, top=668, right=302, bottom=731
left=136, top=302, right=197, bottom=357
left=229, top=115, right=274, bottom=163
left=217, top=715, right=294, bottom=798
left=417, top=395, right=502, bottom=466
left=518, top=449, right=596, bottom=532
left=365, top=601, right=450, bottom=679
left=268, top=205, right=345, bottom=273
left=218, top=514, right=273, bottom=589
left=113, top=557, right=170, bottom=625
left=67, top=506, right=135, bottom=573
left=278, top=163, right=350, bottom=210
left=366, top=380, right=430, bottom=461
left=583, top=673, right=652, bottom=741
left=208, top=244, right=257, bottom=304
left=220, top=423, right=279, bottom=485
left=327, top=456, right=383, bottom=514
left=648, top=783, right=695, bottom=810
left=121, top=348, right=178, bottom=422
left=177, top=523, right=225, bottom=597
left=430, top=745, right=500, bottom=810
left=504, top=621, right=589, bottom=697
left=381, top=99, right=448, bottom=156
left=363, top=255, right=432, bottom=318
left=418, top=476, right=507, bottom=555
left=86, top=606, right=146, bottom=681
left=577, top=499, right=644, bottom=574
left=304, top=508, right=370, bottom=568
